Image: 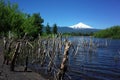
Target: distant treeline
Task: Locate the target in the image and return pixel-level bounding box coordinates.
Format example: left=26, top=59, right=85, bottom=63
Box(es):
left=63, top=26, right=120, bottom=38
left=0, top=0, right=58, bottom=38
left=63, top=32, right=94, bottom=36
left=94, top=26, right=120, bottom=39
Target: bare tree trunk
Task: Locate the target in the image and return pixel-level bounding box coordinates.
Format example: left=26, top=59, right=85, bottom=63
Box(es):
left=10, top=42, right=20, bottom=71
left=56, top=40, right=71, bottom=80
left=3, top=37, right=13, bottom=65
left=24, top=56, right=28, bottom=71
left=3, top=37, right=7, bottom=65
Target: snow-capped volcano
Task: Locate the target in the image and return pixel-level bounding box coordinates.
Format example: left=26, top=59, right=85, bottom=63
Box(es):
left=70, top=22, right=93, bottom=29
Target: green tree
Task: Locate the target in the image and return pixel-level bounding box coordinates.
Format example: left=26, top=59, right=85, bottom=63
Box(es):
left=0, top=0, right=24, bottom=37
left=0, top=0, right=11, bottom=33
left=45, top=23, right=51, bottom=34
left=32, top=13, right=44, bottom=35
left=0, top=0, right=44, bottom=38
left=52, top=24, right=58, bottom=34
left=21, top=13, right=44, bottom=38
left=21, top=15, right=38, bottom=37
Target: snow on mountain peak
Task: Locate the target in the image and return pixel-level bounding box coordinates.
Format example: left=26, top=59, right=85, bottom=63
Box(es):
left=70, top=22, right=93, bottom=29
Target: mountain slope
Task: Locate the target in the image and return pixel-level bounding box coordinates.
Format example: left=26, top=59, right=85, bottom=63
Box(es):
left=58, top=27, right=100, bottom=33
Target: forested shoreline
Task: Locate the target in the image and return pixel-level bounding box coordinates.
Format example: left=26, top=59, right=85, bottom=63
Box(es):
left=94, top=26, right=120, bottom=39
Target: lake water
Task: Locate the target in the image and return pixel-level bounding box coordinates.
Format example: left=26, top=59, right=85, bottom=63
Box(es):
left=68, top=36, right=120, bottom=80
left=29, top=36, right=120, bottom=80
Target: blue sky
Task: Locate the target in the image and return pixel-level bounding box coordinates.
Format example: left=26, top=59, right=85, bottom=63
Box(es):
left=10, top=0, right=120, bottom=29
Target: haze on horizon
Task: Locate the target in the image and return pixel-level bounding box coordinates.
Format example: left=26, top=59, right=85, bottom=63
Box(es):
left=10, top=0, right=120, bottom=29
